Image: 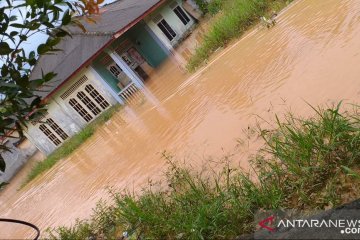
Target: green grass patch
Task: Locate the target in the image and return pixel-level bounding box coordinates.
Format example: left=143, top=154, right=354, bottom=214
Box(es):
left=48, top=103, right=360, bottom=239
left=22, top=105, right=122, bottom=187
left=186, top=0, right=294, bottom=72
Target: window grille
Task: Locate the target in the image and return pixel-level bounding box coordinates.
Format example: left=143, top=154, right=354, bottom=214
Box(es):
left=173, top=6, right=190, bottom=25
left=85, top=84, right=110, bottom=110
left=69, top=98, right=93, bottom=122
left=157, top=19, right=177, bottom=41
left=77, top=91, right=101, bottom=116
left=39, top=124, right=62, bottom=146
left=46, top=118, right=69, bottom=141
left=109, top=64, right=122, bottom=78
left=60, top=75, right=88, bottom=100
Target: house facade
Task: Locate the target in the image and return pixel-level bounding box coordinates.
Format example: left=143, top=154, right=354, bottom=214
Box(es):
left=22, top=0, right=200, bottom=156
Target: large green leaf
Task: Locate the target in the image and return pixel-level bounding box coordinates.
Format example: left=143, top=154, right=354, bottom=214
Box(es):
left=0, top=42, right=12, bottom=55
left=62, top=10, right=71, bottom=25
left=0, top=154, right=5, bottom=172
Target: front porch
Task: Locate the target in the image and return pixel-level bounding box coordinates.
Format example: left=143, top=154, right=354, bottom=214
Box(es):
left=91, top=20, right=171, bottom=103
left=90, top=0, right=201, bottom=105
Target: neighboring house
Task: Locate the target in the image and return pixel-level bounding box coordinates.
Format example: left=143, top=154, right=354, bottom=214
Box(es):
left=22, top=0, right=200, bottom=156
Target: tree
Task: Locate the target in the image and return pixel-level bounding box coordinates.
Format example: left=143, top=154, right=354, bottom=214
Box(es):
left=0, top=0, right=102, bottom=172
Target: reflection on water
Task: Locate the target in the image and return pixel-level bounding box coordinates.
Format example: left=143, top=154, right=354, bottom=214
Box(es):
left=2, top=0, right=360, bottom=238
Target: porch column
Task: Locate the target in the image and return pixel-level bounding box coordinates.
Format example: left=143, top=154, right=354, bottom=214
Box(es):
left=88, top=66, right=125, bottom=105
left=105, top=49, right=145, bottom=89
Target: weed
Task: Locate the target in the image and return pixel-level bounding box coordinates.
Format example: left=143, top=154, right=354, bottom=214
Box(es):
left=187, top=0, right=294, bottom=72
left=49, top=104, right=360, bottom=239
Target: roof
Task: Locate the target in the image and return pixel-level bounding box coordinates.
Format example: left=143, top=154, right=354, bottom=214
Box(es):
left=31, top=0, right=163, bottom=99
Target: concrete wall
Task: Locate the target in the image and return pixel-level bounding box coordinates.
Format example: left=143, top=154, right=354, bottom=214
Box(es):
left=145, top=0, right=196, bottom=49
left=25, top=67, right=118, bottom=156
left=0, top=139, right=38, bottom=182
left=92, top=52, right=122, bottom=93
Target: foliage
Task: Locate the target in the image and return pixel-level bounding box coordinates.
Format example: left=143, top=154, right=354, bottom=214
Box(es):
left=49, top=104, right=360, bottom=239
left=22, top=105, right=121, bottom=187
left=186, top=0, right=293, bottom=72
left=0, top=0, right=103, bottom=172
left=193, top=0, right=209, bottom=14
left=207, top=0, right=224, bottom=15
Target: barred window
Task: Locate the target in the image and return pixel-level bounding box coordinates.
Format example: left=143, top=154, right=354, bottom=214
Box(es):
left=69, top=98, right=93, bottom=122
left=85, top=84, right=110, bottom=110
left=173, top=6, right=190, bottom=25
left=109, top=64, right=122, bottom=78
left=157, top=19, right=176, bottom=41
left=39, top=124, right=62, bottom=146
left=77, top=91, right=101, bottom=116
left=46, top=118, right=69, bottom=141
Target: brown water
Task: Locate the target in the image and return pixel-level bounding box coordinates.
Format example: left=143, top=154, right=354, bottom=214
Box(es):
left=2, top=0, right=360, bottom=238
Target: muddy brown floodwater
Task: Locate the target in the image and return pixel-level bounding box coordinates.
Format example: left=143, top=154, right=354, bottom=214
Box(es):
left=2, top=0, right=360, bottom=238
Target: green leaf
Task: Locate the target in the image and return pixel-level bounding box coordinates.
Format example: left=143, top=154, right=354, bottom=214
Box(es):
left=29, top=50, right=35, bottom=59
left=43, top=72, right=57, bottom=82
left=30, top=96, right=42, bottom=107
left=0, top=155, right=5, bottom=172
left=0, top=42, right=12, bottom=55
left=9, top=31, right=18, bottom=37
left=62, top=10, right=71, bottom=25
left=0, top=182, right=8, bottom=189
left=9, top=15, right=17, bottom=21
left=37, top=43, right=49, bottom=55
left=10, top=23, right=25, bottom=28
left=1, top=65, right=9, bottom=77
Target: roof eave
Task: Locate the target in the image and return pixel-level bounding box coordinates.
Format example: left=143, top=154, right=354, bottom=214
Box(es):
left=43, top=0, right=167, bottom=102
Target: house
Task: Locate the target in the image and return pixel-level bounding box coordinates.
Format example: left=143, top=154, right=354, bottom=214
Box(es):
left=0, top=0, right=203, bottom=182
left=22, top=0, right=201, bottom=156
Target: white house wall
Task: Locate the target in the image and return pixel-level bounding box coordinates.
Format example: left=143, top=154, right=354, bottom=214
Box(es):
left=145, top=0, right=195, bottom=49
left=26, top=66, right=118, bottom=156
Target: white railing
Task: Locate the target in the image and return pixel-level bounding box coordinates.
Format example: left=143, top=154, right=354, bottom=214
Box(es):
left=118, top=82, right=143, bottom=104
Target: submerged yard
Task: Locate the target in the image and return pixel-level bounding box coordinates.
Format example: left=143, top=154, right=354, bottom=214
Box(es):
left=1, top=0, right=360, bottom=238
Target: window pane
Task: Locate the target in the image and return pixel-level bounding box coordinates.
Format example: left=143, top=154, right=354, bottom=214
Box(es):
left=39, top=124, right=62, bottom=146
left=77, top=91, right=101, bottom=116
left=47, top=118, right=69, bottom=141
left=174, top=6, right=190, bottom=25
left=157, top=19, right=176, bottom=41
left=85, top=84, right=110, bottom=110
left=69, top=98, right=93, bottom=122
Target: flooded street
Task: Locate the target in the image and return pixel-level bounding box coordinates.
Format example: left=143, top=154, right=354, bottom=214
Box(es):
left=2, top=0, right=360, bottom=238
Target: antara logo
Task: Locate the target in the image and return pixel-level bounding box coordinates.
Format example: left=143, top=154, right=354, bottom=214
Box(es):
left=258, top=215, right=276, bottom=232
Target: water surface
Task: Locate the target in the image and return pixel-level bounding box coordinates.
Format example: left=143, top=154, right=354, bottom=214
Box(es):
left=1, top=0, right=360, bottom=238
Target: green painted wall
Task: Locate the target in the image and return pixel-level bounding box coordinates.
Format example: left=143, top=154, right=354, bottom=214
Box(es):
left=126, top=22, right=168, bottom=68
left=92, top=55, right=121, bottom=93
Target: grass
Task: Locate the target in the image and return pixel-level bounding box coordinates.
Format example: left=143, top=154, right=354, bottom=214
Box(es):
left=48, top=103, right=360, bottom=239
left=21, top=105, right=122, bottom=187
left=186, top=0, right=294, bottom=72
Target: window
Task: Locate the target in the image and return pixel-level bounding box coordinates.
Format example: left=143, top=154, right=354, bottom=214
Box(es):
left=39, top=124, right=62, bottom=146
left=77, top=91, right=101, bottom=116
left=157, top=19, right=177, bottom=41
left=109, top=64, right=122, bottom=78
left=60, top=75, right=88, bottom=100
left=85, top=84, right=110, bottom=110
left=173, top=6, right=190, bottom=25
left=69, top=98, right=93, bottom=122
left=47, top=118, right=69, bottom=141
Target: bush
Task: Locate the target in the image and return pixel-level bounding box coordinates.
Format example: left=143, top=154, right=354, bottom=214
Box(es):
left=49, top=104, right=360, bottom=239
